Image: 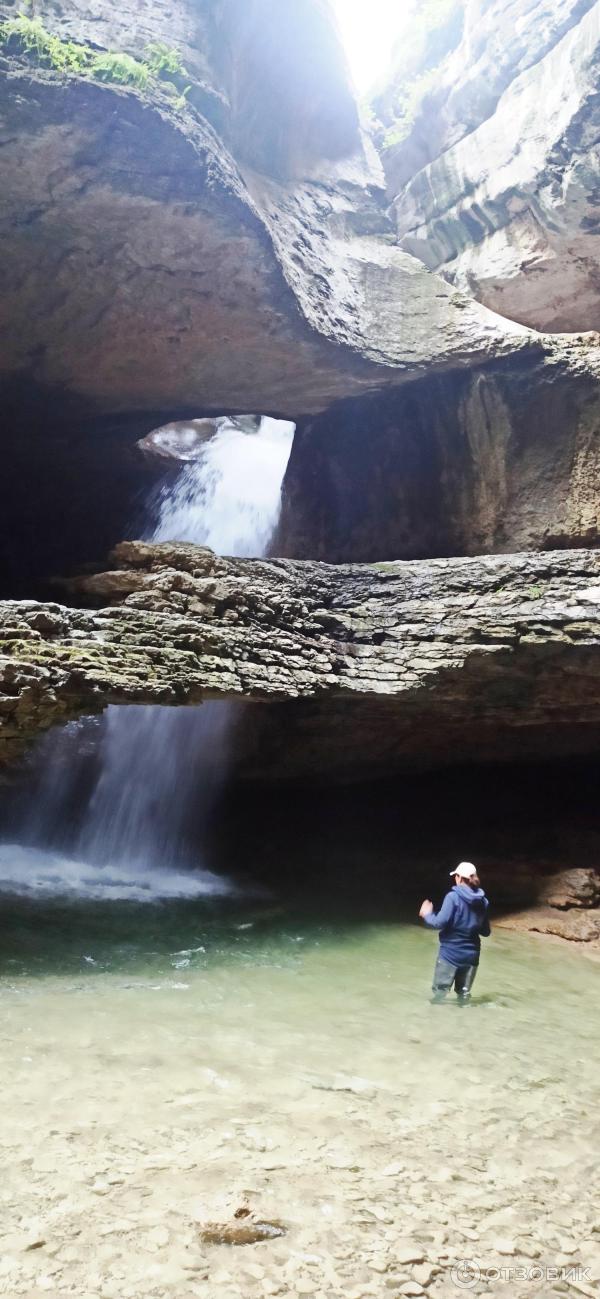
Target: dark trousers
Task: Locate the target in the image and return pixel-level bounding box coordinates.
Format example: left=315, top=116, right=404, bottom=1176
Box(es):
left=432, top=954, right=478, bottom=1000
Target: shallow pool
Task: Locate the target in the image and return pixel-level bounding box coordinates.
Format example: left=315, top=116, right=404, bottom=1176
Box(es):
left=0, top=893, right=598, bottom=1299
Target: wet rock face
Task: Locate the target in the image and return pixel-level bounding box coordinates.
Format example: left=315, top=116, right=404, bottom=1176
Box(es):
left=279, top=349, right=600, bottom=561
left=497, top=902, right=600, bottom=943
left=1, top=541, right=599, bottom=780
left=381, top=0, right=600, bottom=332
left=0, top=0, right=539, bottom=425
left=482, top=863, right=600, bottom=942
left=218, top=0, right=361, bottom=178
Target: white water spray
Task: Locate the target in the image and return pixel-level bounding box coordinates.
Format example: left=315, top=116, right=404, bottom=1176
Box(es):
left=154, top=416, right=294, bottom=554
left=1, top=416, right=294, bottom=900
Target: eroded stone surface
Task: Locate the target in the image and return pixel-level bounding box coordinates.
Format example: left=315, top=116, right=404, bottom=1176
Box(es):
left=1, top=0, right=600, bottom=581
left=496, top=905, right=600, bottom=943
left=382, top=0, right=600, bottom=332
left=279, top=344, right=600, bottom=561
left=1, top=541, right=599, bottom=780
left=0, top=0, right=538, bottom=425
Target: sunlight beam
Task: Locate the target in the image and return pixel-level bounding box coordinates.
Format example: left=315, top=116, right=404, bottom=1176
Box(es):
left=332, top=0, right=416, bottom=94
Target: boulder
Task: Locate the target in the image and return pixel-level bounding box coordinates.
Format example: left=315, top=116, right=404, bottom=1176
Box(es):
left=538, top=867, right=600, bottom=908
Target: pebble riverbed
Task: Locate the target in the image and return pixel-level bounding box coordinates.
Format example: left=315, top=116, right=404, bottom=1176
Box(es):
left=0, top=907, right=599, bottom=1299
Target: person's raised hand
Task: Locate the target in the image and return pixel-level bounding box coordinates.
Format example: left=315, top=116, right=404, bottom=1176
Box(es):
left=419, top=900, right=434, bottom=918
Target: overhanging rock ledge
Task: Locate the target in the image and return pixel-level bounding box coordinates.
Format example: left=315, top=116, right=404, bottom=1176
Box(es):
left=1, top=541, right=599, bottom=782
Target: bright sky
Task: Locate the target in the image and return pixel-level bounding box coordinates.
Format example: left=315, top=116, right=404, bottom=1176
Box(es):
left=333, top=0, right=416, bottom=95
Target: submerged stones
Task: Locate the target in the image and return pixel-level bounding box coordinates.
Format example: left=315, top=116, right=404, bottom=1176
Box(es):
left=2, top=922, right=600, bottom=1297
left=199, top=1215, right=287, bottom=1246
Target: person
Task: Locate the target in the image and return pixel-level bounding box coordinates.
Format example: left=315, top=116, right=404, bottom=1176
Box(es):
left=419, top=862, right=490, bottom=1002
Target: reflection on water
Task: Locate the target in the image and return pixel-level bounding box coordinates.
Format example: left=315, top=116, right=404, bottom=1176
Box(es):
left=0, top=901, right=598, bottom=1295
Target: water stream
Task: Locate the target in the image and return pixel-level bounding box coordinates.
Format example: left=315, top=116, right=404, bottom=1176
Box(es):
left=0, top=415, right=294, bottom=899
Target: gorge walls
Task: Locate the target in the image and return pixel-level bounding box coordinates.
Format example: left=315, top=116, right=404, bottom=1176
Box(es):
left=0, top=0, right=536, bottom=426
left=378, top=0, right=600, bottom=332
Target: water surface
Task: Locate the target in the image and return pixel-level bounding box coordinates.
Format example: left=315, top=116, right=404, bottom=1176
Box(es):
left=1, top=894, right=598, bottom=1298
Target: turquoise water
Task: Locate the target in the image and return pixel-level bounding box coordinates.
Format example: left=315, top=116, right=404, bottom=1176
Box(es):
left=1, top=893, right=598, bottom=1299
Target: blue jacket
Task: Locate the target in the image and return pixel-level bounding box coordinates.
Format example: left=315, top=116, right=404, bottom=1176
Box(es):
left=423, top=884, right=490, bottom=966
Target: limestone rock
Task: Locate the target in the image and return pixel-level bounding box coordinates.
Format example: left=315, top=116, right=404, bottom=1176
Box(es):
left=0, top=0, right=565, bottom=429
left=1, top=0, right=600, bottom=592
left=1, top=542, right=599, bottom=785
left=279, top=343, right=600, bottom=561
left=496, top=906, right=600, bottom=942
left=383, top=0, right=600, bottom=332
left=199, top=1217, right=286, bottom=1246
left=538, top=868, right=600, bottom=909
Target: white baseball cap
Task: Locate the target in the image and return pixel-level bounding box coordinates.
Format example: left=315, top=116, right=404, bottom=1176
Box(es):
left=450, top=862, right=477, bottom=878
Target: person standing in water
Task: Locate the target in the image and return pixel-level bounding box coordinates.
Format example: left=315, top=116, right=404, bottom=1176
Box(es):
left=419, top=862, right=490, bottom=1002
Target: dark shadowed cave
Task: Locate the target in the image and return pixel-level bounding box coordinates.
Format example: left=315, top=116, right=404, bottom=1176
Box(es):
left=2, top=727, right=598, bottom=935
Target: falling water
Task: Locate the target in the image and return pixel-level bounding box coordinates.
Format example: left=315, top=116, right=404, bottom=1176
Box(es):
left=0, top=416, right=293, bottom=900
left=153, top=416, right=294, bottom=555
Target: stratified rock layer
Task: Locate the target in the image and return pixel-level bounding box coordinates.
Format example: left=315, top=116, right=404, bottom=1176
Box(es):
left=384, top=0, right=600, bottom=332
left=1, top=542, right=599, bottom=781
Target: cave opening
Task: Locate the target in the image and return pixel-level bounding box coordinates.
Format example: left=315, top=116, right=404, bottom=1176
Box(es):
left=3, top=350, right=597, bottom=608
left=0, top=404, right=299, bottom=601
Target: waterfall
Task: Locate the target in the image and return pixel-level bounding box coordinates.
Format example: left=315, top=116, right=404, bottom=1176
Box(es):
left=152, top=416, right=293, bottom=555
left=0, top=417, right=294, bottom=901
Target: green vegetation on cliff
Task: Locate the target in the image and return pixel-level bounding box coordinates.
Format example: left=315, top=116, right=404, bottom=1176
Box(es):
left=371, top=0, right=464, bottom=149
left=0, top=13, right=189, bottom=101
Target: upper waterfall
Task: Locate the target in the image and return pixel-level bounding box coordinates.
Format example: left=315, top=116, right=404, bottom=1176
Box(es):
left=152, top=416, right=295, bottom=554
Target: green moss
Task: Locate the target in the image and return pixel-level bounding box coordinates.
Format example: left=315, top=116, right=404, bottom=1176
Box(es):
left=0, top=13, right=189, bottom=100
